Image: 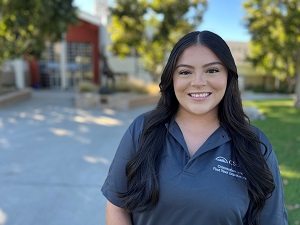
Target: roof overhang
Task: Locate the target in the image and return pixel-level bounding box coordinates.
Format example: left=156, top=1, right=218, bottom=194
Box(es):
left=77, top=10, right=102, bottom=26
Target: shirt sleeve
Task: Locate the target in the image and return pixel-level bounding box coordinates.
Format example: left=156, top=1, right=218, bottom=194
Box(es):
left=256, top=128, right=288, bottom=225
left=101, top=114, right=145, bottom=208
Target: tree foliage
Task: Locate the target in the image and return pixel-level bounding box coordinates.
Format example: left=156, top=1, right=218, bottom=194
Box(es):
left=243, top=0, right=300, bottom=107
left=0, top=0, right=78, bottom=63
left=109, top=0, right=207, bottom=81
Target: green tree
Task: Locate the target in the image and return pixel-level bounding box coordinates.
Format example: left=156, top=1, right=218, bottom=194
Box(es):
left=0, top=0, right=78, bottom=62
left=243, top=0, right=300, bottom=107
left=109, top=0, right=207, bottom=81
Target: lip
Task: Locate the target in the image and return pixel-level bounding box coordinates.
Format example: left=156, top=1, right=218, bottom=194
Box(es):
left=188, top=92, right=211, bottom=100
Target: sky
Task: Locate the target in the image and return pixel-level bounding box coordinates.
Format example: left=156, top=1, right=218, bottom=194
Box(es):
left=74, top=0, right=250, bottom=42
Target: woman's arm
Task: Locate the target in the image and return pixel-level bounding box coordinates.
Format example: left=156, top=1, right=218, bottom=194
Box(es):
left=255, top=129, right=288, bottom=224
left=106, top=200, right=132, bottom=225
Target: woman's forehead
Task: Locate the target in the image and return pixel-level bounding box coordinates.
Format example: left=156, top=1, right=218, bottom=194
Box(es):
left=176, top=45, right=222, bottom=66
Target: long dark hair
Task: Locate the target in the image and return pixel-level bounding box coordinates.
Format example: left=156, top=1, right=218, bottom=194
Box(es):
left=120, top=31, right=275, bottom=224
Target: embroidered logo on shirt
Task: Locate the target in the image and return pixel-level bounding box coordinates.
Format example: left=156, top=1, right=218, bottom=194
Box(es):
left=213, top=156, right=246, bottom=180
left=215, top=156, right=239, bottom=167
left=229, top=160, right=238, bottom=167
left=215, top=156, right=228, bottom=163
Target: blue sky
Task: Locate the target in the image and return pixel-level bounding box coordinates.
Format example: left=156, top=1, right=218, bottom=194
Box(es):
left=74, top=0, right=250, bottom=42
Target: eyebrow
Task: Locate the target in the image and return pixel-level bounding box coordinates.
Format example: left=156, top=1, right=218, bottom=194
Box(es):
left=175, top=61, right=225, bottom=70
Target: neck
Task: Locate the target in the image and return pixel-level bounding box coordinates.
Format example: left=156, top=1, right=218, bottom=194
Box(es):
left=175, top=110, right=220, bottom=132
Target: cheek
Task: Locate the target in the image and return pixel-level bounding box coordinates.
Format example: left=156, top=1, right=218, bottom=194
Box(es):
left=212, top=76, right=228, bottom=92
left=173, top=78, right=183, bottom=94
left=173, top=77, right=189, bottom=93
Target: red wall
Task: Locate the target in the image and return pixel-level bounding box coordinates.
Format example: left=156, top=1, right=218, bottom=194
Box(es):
left=28, top=59, right=40, bottom=87
left=66, top=19, right=100, bottom=84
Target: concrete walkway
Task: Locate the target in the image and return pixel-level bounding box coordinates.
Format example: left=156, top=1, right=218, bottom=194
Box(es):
left=0, top=90, right=154, bottom=225
left=0, top=90, right=293, bottom=225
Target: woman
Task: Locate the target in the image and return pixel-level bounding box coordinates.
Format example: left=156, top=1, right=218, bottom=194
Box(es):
left=101, top=31, right=288, bottom=225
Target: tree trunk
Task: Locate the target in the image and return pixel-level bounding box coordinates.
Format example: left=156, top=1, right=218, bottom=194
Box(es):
left=274, top=76, right=280, bottom=91
left=295, top=47, right=300, bottom=107
left=295, top=72, right=300, bottom=107
left=0, top=68, right=2, bottom=91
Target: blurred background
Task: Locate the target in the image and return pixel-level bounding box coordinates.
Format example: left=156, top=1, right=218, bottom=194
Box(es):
left=0, top=0, right=299, bottom=224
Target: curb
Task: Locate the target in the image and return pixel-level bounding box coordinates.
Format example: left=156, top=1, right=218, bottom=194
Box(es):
left=74, top=93, right=160, bottom=110
left=0, top=88, right=32, bottom=107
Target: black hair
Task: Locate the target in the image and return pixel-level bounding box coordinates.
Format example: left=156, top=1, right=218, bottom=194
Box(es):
left=120, top=31, right=275, bottom=225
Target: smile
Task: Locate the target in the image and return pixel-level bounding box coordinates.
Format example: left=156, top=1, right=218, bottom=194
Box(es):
left=188, top=92, right=211, bottom=98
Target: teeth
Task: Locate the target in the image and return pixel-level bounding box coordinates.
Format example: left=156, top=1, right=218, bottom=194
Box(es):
left=190, top=93, right=210, bottom=98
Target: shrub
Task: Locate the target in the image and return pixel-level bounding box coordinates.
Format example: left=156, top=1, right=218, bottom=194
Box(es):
left=77, top=81, right=98, bottom=93
left=110, top=77, right=159, bottom=94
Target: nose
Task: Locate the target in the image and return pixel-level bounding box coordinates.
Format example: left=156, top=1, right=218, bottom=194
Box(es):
left=191, top=73, right=207, bottom=86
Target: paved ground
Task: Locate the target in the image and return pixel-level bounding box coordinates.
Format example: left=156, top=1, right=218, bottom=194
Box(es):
left=0, top=90, right=293, bottom=225
left=0, top=90, right=155, bottom=225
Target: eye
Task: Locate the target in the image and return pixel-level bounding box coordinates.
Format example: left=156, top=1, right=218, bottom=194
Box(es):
left=179, top=70, right=191, bottom=75
left=206, top=68, right=219, bottom=73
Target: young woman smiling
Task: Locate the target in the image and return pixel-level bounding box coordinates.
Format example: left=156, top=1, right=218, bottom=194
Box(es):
left=102, top=31, right=288, bottom=225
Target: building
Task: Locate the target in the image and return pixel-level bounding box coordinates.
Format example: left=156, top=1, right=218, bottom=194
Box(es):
left=34, top=11, right=102, bottom=89
left=0, top=0, right=274, bottom=91
left=227, top=41, right=275, bottom=91
left=0, top=10, right=104, bottom=90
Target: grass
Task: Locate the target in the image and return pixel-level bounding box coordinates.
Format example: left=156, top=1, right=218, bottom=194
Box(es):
left=243, top=99, right=300, bottom=224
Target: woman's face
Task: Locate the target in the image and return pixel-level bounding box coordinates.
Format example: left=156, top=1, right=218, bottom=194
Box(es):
left=173, top=45, right=228, bottom=118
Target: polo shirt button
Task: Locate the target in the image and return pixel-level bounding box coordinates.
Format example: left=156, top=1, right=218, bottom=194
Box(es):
left=185, top=153, right=189, bottom=159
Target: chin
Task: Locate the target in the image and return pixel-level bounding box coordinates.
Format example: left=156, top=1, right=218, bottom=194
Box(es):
left=188, top=106, right=218, bottom=116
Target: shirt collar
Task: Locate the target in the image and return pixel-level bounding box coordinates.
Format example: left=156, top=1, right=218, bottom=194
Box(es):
left=165, top=119, right=231, bottom=158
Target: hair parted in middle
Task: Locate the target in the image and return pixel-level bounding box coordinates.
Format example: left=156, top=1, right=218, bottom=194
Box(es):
left=159, top=30, right=239, bottom=121
left=120, top=30, right=274, bottom=225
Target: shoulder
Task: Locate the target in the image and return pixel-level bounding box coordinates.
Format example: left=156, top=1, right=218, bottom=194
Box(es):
left=127, top=111, right=151, bottom=140
left=250, top=125, right=275, bottom=161
left=129, top=112, right=149, bottom=129
left=250, top=125, right=270, bottom=144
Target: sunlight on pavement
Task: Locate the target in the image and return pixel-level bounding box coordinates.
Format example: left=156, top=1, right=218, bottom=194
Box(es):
left=76, top=136, right=91, bottom=144
left=49, top=128, right=91, bottom=144
left=73, top=116, right=86, bottom=123
left=50, top=111, right=65, bottom=118
left=32, top=114, right=45, bottom=121
left=19, top=112, right=27, bottom=118
left=93, top=116, right=122, bottom=126
left=83, top=156, right=110, bottom=165
left=8, top=118, right=17, bottom=124
left=0, top=138, right=10, bottom=149
left=78, top=125, right=90, bottom=133
left=73, top=115, right=122, bottom=126
left=103, top=108, right=116, bottom=115
left=50, top=128, right=73, bottom=136
left=0, top=209, right=7, bottom=225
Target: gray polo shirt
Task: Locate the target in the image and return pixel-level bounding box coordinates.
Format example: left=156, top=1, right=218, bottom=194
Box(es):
left=101, top=113, right=288, bottom=225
